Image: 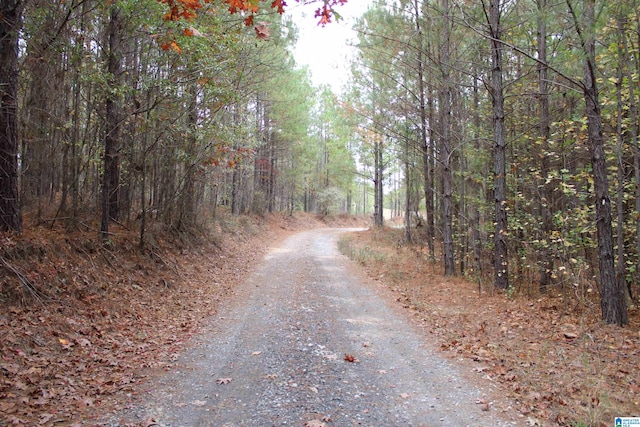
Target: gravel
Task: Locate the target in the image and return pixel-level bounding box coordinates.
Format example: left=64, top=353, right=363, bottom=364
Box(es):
left=106, top=228, right=518, bottom=427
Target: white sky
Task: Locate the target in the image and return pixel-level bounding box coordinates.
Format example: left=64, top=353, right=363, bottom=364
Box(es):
left=287, top=0, right=373, bottom=92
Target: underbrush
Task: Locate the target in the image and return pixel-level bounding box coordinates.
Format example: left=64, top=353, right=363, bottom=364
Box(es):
left=337, top=238, right=388, bottom=265
left=339, top=227, right=640, bottom=427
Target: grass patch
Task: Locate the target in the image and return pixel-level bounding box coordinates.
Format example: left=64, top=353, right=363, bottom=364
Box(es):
left=338, top=235, right=387, bottom=265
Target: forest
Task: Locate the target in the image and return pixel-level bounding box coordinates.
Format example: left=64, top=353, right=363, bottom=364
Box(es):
left=0, top=0, right=638, bottom=322
left=1, top=0, right=640, bottom=424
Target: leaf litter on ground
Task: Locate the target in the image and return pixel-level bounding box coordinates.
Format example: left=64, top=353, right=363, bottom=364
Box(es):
left=340, top=226, right=640, bottom=426
left=0, top=212, right=361, bottom=426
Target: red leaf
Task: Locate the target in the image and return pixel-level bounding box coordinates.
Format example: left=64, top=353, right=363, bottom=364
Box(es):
left=344, top=353, right=358, bottom=363
left=271, top=0, right=286, bottom=14
left=170, top=41, right=183, bottom=53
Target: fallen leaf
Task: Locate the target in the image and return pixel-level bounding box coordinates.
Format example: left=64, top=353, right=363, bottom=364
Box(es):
left=216, top=377, right=232, bottom=384
left=399, top=393, right=410, bottom=399
left=344, top=353, right=359, bottom=363
left=251, top=351, right=262, bottom=356
left=58, top=338, right=72, bottom=349
left=563, top=332, right=578, bottom=339
left=192, top=400, right=206, bottom=406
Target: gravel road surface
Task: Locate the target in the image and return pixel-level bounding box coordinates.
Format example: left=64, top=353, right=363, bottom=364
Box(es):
left=112, top=228, right=516, bottom=427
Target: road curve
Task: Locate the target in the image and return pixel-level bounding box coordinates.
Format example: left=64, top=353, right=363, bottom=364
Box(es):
left=112, top=228, right=515, bottom=427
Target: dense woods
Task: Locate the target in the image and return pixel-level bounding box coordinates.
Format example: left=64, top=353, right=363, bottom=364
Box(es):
left=347, top=0, right=638, bottom=326
left=0, top=0, right=357, bottom=237
left=1, top=0, right=639, bottom=326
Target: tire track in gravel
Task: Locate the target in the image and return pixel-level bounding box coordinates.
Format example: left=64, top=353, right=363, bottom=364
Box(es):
left=111, top=228, right=517, bottom=427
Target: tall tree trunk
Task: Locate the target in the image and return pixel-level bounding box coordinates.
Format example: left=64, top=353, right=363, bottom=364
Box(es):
left=373, top=129, right=384, bottom=227
left=231, top=162, right=241, bottom=216
left=489, top=0, right=508, bottom=289
left=268, top=133, right=276, bottom=213
left=615, top=64, right=626, bottom=302
left=139, top=107, right=151, bottom=250
left=101, top=5, right=122, bottom=238
left=615, top=9, right=631, bottom=300
left=179, top=80, right=199, bottom=229
left=440, top=0, right=454, bottom=275
left=70, top=58, right=81, bottom=225
left=537, top=0, right=554, bottom=292
left=412, top=0, right=434, bottom=256
left=231, top=104, right=242, bottom=216
left=70, top=0, right=88, bottom=226
left=471, top=64, right=484, bottom=281
left=634, top=9, right=640, bottom=295
left=0, top=0, right=23, bottom=232
left=568, top=0, right=627, bottom=324
left=404, top=124, right=412, bottom=243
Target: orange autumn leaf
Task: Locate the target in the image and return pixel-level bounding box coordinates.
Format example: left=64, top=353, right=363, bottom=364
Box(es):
left=170, top=41, right=183, bottom=53
left=227, top=0, right=248, bottom=13
left=161, top=0, right=203, bottom=20
left=159, top=39, right=183, bottom=53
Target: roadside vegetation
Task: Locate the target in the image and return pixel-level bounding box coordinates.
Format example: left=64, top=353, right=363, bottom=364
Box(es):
left=0, top=212, right=327, bottom=425
left=339, top=226, right=640, bottom=427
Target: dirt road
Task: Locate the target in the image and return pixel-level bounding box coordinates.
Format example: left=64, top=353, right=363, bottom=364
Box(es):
left=111, top=228, right=516, bottom=426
